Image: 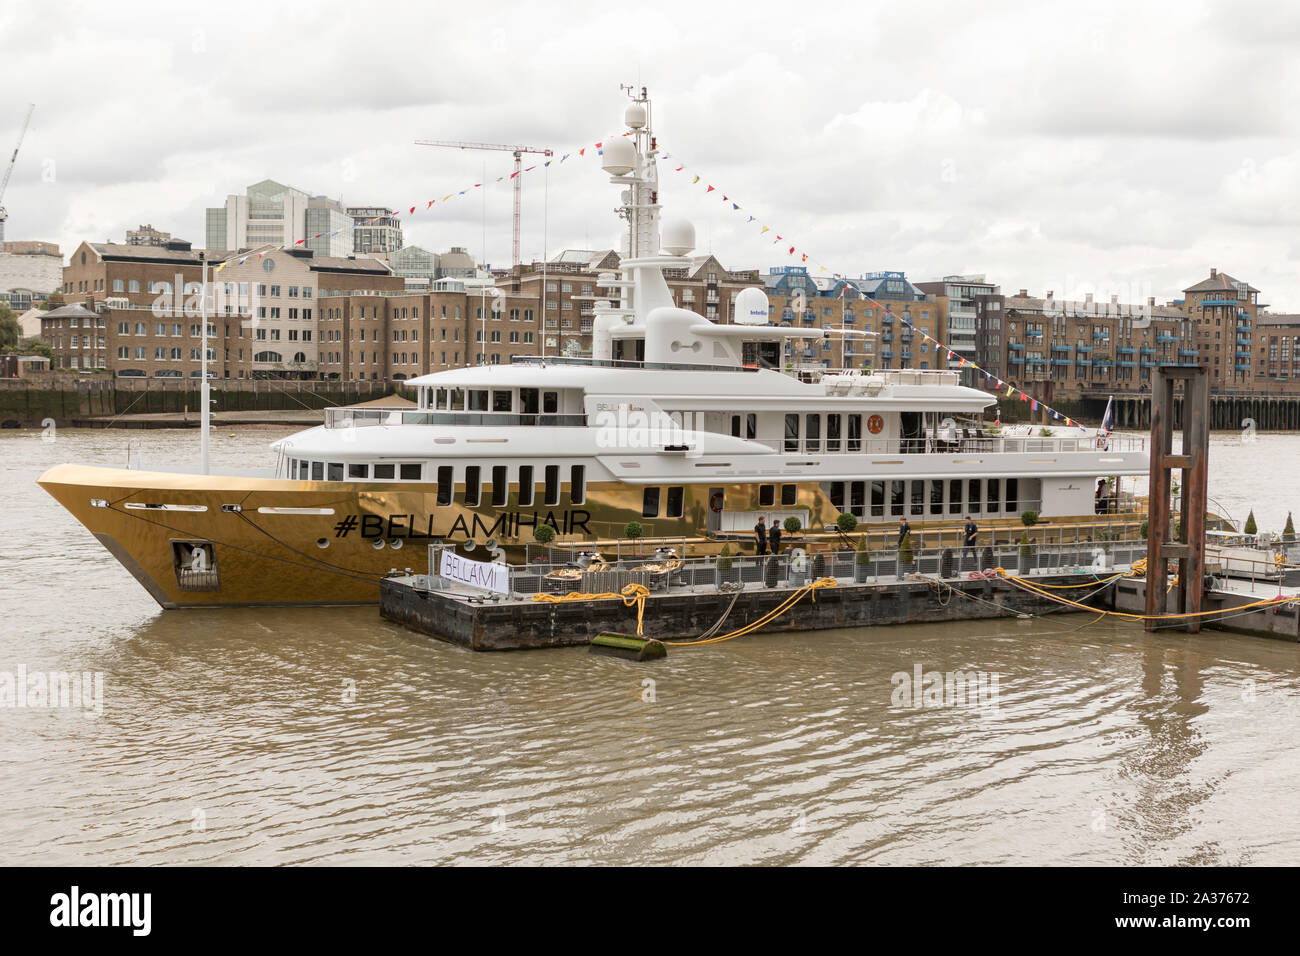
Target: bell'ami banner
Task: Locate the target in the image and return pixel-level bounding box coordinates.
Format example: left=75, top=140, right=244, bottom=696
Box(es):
left=438, top=550, right=509, bottom=594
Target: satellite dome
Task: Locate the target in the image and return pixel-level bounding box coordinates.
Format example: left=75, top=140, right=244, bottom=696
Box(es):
left=734, top=287, right=771, bottom=325
left=601, top=137, right=637, bottom=176
left=625, top=103, right=647, bottom=129
left=660, top=218, right=695, bottom=257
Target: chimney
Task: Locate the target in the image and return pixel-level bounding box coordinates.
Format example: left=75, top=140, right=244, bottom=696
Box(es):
left=1085, top=292, right=1094, bottom=305
left=1210, top=268, right=1217, bottom=278
left=1018, top=288, right=1027, bottom=297
left=1148, top=296, right=1156, bottom=307
left=1046, top=290, right=1054, bottom=299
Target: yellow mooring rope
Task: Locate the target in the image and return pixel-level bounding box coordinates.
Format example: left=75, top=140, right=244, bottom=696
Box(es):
left=994, top=568, right=1295, bottom=621
left=530, top=577, right=839, bottom=645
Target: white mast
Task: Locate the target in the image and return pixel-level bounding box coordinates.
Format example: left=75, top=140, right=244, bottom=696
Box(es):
left=199, top=252, right=211, bottom=474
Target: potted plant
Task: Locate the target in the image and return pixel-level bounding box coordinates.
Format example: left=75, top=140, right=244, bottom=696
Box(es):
left=812, top=551, right=826, bottom=579
left=854, top=533, right=870, bottom=583
left=1285, top=512, right=1296, bottom=544
left=1244, top=510, right=1258, bottom=537
left=1018, top=531, right=1035, bottom=574
left=623, top=520, right=643, bottom=541
left=783, top=515, right=803, bottom=535
left=715, top=543, right=738, bottom=587
left=1095, top=527, right=1113, bottom=570
left=1020, top=509, right=1039, bottom=528
left=837, top=513, right=858, bottom=534
left=897, top=531, right=915, bottom=577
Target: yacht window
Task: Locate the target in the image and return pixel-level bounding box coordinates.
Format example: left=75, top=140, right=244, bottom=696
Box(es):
left=759, top=484, right=776, bottom=508
left=986, top=478, right=1001, bottom=514
left=298, top=461, right=308, bottom=480
left=642, top=487, right=660, bottom=517
left=890, top=480, right=905, bottom=516
left=311, top=461, right=324, bottom=481
left=400, top=464, right=421, bottom=481
left=850, top=481, right=866, bottom=517
left=871, top=480, right=885, bottom=517
left=847, top=414, right=862, bottom=452
left=930, top=480, right=944, bottom=515
left=468, top=390, right=489, bottom=411
left=493, top=391, right=512, bottom=413
left=781, top=484, right=797, bottom=506
left=829, top=482, right=845, bottom=509
left=464, top=466, right=481, bottom=506
left=520, top=389, right=539, bottom=415
left=910, top=480, right=924, bottom=516
left=731, top=415, right=741, bottom=438
left=1006, top=478, right=1019, bottom=513
left=804, top=415, right=820, bottom=453
left=570, top=466, right=586, bottom=505
left=666, top=486, right=684, bottom=518
left=449, top=388, right=465, bottom=411
left=518, top=466, right=534, bottom=506
left=491, top=465, right=508, bottom=507
left=784, top=414, right=800, bottom=452
left=435, top=388, right=448, bottom=409
left=437, top=466, right=453, bottom=505
left=348, top=463, right=369, bottom=479
left=826, top=414, right=842, bottom=452
left=544, top=465, right=560, bottom=506
left=543, top=391, right=559, bottom=414
left=328, top=462, right=343, bottom=482
left=374, top=463, right=395, bottom=479
left=746, top=414, right=756, bottom=440
left=967, top=479, right=982, bottom=514
left=948, top=479, right=962, bottom=514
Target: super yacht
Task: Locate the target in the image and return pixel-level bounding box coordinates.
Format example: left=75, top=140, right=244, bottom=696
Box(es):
left=39, top=90, right=1148, bottom=607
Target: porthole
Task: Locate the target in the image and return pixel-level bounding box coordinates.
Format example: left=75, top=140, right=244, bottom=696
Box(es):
left=389, top=538, right=403, bottom=550
left=316, top=538, right=329, bottom=549
left=372, top=538, right=385, bottom=550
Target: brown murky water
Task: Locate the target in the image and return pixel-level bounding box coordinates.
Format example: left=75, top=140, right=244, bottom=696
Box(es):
left=1, top=426, right=1298, bottom=864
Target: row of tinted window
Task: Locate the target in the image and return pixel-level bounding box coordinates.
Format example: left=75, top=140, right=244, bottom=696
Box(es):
left=829, top=478, right=1021, bottom=517
left=291, top=459, right=421, bottom=481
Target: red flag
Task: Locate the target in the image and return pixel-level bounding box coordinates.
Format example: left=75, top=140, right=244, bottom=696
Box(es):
left=427, top=200, right=434, bottom=208
left=706, top=185, right=715, bottom=192
left=788, top=246, right=795, bottom=254
left=409, top=206, right=415, bottom=214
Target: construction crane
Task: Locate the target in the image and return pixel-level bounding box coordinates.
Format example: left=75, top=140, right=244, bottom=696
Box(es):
left=414, top=139, right=552, bottom=268
left=0, top=103, right=35, bottom=243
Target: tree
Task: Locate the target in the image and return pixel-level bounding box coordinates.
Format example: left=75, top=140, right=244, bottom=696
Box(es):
left=0, top=304, right=20, bottom=349
left=1020, top=509, right=1039, bottom=527
left=856, top=533, right=870, bottom=567
left=783, top=515, right=802, bottom=533
left=532, top=523, right=555, bottom=544
left=622, top=520, right=643, bottom=540
left=898, top=531, right=914, bottom=568
left=1244, top=510, right=1258, bottom=536
left=716, top=543, right=733, bottom=571
left=837, top=513, right=858, bottom=534
left=1285, top=512, right=1296, bottom=542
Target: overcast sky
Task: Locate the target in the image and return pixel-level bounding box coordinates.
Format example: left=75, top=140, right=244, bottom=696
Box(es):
left=4, top=0, right=1300, bottom=308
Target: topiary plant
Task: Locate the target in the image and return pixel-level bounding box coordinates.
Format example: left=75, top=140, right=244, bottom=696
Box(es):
left=783, top=515, right=802, bottom=533
left=717, top=542, right=733, bottom=571
left=899, top=531, right=914, bottom=568
left=1020, top=509, right=1039, bottom=527
left=1244, top=510, right=1258, bottom=536
left=855, top=533, right=869, bottom=566
left=837, top=513, right=858, bottom=534
left=1285, top=512, right=1296, bottom=542
left=1019, top=531, right=1033, bottom=560
left=623, top=520, right=643, bottom=540
left=533, top=523, right=555, bottom=544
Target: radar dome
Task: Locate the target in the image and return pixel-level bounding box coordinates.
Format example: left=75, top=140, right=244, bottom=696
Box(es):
left=734, top=287, right=771, bottom=325
left=625, top=103, right=647, bottom=129
left=601, top=137, right=637, bottom=176
left=660, top=218, right=695, bottom=257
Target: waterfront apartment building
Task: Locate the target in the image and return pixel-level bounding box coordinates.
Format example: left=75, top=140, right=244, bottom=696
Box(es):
left=51, top=241, right=401, bottom=378
left=915, top=274, right=997, bottom=378
left=125, top=224, right=174, bottom=247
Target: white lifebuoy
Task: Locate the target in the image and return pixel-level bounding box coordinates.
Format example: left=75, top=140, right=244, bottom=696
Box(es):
left=709, top=491, right=724, bottom=514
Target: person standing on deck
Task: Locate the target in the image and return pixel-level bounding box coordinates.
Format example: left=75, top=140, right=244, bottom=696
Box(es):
left=755, top=516, right=768, bottom=555
left=897, top=517, right=912, bottom=546
left=769, top=519, right=783, bottom=556
left=963, top=515, right=979, bottom=566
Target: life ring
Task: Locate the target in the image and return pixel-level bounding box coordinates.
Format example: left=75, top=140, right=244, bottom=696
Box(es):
left=867, top=414, right=884, bottom=435
left=708, top=490, right=725, bottom=514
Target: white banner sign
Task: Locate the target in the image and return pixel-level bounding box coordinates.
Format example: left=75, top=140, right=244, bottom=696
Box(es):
left=438, top=550, right=510, bottom=594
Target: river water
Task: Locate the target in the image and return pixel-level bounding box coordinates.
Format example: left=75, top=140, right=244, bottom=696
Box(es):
left=1, top=426, right=1298, bottom=865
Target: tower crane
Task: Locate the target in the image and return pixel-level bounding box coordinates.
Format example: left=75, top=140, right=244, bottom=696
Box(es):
left=0, top=104, right=35, bottom=243
left=414, top=139, right=552, bottom=268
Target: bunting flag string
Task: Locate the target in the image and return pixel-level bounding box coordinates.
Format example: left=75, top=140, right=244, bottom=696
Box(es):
left=663, top=153, right=1093, bottom=433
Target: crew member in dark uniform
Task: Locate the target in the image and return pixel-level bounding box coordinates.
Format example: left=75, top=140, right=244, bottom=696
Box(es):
left=769, top=519, right=783, bottom=556
left=754, top=516, right=768, bottom=555
left=963, top=515, right=979, bottom=567
left=897, top=517, right=912, bottom=546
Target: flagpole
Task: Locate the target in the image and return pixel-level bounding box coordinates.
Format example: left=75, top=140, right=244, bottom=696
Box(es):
left=200, top=251, right=210, bottom=475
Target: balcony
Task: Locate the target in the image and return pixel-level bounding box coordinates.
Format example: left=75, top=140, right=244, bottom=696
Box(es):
left=843, top=312, right=855, bottom=323
left=1236, top=363, right=1251, bottom=371
left=1076, top=359, right=1092, bottom=367
left=1156, top=334, right=1179, bottom=343
left=1008, top=342, right=1025, bottom=350
left=1237, top=324, right=1252, bottom=333
left=1051, top=344, right=1071, bottom=353
left=1139, top=347, right=1155, bottom=354
left=1075, top=345, right=1092, bottom=353
left=1179, top=349, right=1199, bottom=358
left=901, top=351, right=914, bottom=360
left=1009, top=356, right=1025, bottom=364
left=881, top=332, right=894, bottom=343
left=1201, top=298, right=1236, bottom=306
left=881, top=349, right=893, bottom=359
left=1236, top=336, right=1251, bottom=346
left=880, top=314, right=894, bottom=325
left=1092, top=332, right=1110, bottom=341
left=1140, top=360, right=1158, bottom=368
left=1116, top=346, right=1136, bottom=354
left=1051, top=359, right=1070, bottom=367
